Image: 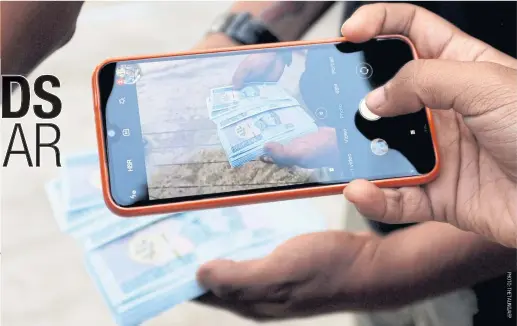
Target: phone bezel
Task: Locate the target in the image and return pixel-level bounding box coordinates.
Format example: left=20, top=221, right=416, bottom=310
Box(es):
left=92, top=35, right=440, bottom=217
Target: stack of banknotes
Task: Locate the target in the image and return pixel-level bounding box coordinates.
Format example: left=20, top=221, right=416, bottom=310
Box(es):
left=206, top=82, right=318, bottom=167
left=45, top=151, right=327, bottom=325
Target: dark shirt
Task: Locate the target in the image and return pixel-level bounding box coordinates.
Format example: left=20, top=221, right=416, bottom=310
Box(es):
left=344, top=1, right=516, bottom=58
left=342, top=3, right=516, bottom=325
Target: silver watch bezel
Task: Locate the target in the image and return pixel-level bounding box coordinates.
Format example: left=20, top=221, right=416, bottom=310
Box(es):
left=208, top=13, right=232, bottom=34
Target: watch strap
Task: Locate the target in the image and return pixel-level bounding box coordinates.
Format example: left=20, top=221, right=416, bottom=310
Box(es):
left=212, top=12, right=280, bottom=45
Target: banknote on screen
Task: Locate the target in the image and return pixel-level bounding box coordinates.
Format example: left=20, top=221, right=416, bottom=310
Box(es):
left=207, top=82, right=320, bottom=166
left=218, top=106, right=301, bottom=156
left=219, top=106, right=317, bottom=162
left=213, top=97, right=300, bottom=129
left=210, top=82, right=292, bottom=111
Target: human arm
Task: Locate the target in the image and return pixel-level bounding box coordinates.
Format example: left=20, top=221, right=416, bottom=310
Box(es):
left=196, top=221, right=515, bottom=319
left=1, top=1, right=84, bottom=76
left=194, top=1, right=336, bottom=50
left=341, top=3, right=517, bottom=247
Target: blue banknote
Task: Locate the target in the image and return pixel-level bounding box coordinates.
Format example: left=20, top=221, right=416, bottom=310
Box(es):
left=46, top=178, right=174, bottom=250
left=85, top=201, right=327, bottom=325
left=46, top=178, right=106, bottom=233
left=76, top=211, right=173, bottom=251
left=47, top=149, right=327, bottom=326
left=86, top=237, right=288, bottom=326
left=61, top=151, right=105, bottom=212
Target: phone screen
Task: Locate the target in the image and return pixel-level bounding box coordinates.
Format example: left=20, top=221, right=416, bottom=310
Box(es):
left=97, top=38, right=436, bottom=207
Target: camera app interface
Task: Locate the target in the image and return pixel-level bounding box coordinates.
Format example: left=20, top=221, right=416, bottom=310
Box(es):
left=102, top=39, right=435, bottom=206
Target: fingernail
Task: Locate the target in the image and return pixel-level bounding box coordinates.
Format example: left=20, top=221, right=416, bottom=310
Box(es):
left=341, top=18, right=353, bottom=31
left=340, top=20, right=348, bottom=32
left=343, top=187, right=355, bottom=203
left=366, top=86, right=386, bottom=111
left=341, top=15, right=360, bottom=34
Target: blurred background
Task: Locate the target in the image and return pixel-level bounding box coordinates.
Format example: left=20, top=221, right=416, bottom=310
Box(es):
left=1, top=2, right=476, bottom=326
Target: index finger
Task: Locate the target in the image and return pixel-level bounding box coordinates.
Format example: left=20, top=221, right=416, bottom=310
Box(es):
left=340, top=3, right=515, bottom=67
left=197, top=259, right=290, bottom=301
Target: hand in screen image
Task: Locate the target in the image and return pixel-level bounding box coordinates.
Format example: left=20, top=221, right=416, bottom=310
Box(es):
left=232, top=52, right=292, bottom=88
left=260, top=126, right=339, bottom=169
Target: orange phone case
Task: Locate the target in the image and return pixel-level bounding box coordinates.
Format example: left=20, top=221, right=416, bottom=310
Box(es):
left=92, top=35, right=440, bottom=217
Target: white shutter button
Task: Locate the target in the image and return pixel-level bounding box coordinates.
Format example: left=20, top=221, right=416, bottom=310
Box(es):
left=358, top=98, right=380, bottom=121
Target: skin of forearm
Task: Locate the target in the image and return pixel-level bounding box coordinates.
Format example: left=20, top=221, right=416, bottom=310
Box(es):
left=195, top=1, right=335, bottom=49
left=1, top=1, right=84, bottom=76
left=1, top=1, right=333, bottom=74
left=258, top=1, right=336, bottom=41
left=355, top=221, right=516, bottom=309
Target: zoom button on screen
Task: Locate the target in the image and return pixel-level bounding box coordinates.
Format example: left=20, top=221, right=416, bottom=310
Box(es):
left=315, top=107, right=328, bottom=119
left=356, top=62, right=373, bottom=79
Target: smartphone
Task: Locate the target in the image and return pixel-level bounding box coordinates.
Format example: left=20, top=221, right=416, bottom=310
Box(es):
left=92, top=35, right=439, bottom=217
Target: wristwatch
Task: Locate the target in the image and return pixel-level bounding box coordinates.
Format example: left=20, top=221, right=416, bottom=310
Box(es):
left=208, top=12, right=281, bottom=45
